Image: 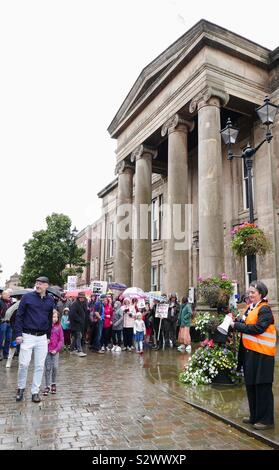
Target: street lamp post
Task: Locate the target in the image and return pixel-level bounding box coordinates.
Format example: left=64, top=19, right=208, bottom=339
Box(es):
left=220, top=96, right=278, bottom=281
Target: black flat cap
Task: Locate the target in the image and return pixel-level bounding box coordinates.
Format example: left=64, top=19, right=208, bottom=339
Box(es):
left=35, top=276, right=50, bottom=284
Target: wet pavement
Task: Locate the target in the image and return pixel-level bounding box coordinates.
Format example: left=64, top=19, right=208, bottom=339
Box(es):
left=0, top=347, right=277, bottom=450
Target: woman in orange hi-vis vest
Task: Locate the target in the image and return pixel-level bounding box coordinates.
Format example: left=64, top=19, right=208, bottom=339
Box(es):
left=230, top=281, right=276, bottom=430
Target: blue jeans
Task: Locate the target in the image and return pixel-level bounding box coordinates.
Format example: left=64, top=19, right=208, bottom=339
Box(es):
left=92, top=320, right=103, bottom=351
left=0, top=322, right=12, bottom=357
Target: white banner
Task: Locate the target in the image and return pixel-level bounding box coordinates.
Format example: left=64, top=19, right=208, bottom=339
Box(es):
left=155, top=303, right=169, bottom=319
left=90, top=280, right=108, bottom=295
left=67, top=276, right=77, bottom=291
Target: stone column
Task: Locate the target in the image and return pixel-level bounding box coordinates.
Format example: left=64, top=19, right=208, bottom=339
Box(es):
left=161, top=114, right=194, bottom=299
left=130, top=145, right=157, bottom=291
left=190, top=87, right=229, bottom=278
left=114, top=161, right=134, bottom=287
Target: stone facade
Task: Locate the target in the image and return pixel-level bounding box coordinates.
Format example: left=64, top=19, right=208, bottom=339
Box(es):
left=79, top=20, right=279, bottom=317
left=5, top=272, right=23, bottom=290
left=75, top=226, right=92, bottom=288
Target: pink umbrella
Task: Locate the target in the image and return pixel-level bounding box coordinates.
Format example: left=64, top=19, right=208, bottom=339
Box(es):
left=65, top=289, right=92, bottom=298
left=122, top=287, right=147, bottom=299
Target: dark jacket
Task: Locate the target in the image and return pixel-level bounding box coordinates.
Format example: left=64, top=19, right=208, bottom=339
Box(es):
left=69, top=299, right=86, bottom=332
left=234, top=303, right=275, bottom=384
left=0, top=298, right=12, bottom=320
left=167, top=301, right=180, bottom=323
left=15, top=291, right=54, bottom=339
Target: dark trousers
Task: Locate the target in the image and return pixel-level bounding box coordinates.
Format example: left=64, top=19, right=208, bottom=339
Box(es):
left=70, top=331, right=82, bottom=352
left=246, top=383, right=274, bottom=424
left=112, top=330, right=122, bottom=346
left=63, top=329, right=71, bottom=346
left=102, top=326, right=112, bottom=348
left=164, top=321, right=177, bottom=346
left=123, top=327, right=133, bottom=348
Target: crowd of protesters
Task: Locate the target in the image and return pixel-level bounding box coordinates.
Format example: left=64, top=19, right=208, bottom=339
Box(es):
left=0, top=281, right=193, bottom=402
left=0, top=286, right=193, bottom=363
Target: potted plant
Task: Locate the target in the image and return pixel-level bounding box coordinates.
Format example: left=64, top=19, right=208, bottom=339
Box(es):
left=179, top=338, right=241, bottom=386
left=197, top=274, right=234, bottom=308
left=231, top=222, right=271, bottom=257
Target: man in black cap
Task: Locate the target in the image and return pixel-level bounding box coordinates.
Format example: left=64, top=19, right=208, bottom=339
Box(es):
left=69, top=292, right=87, bottom=357
left=15, top=276, right=55, bottom=403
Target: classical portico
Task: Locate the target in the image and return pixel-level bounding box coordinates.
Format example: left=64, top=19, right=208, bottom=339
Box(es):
left=114, top=161, right=134, bottom=287
left=107, top=19, right=279, bottom=311
left=161, top=114, right=194, bottom=298
left=190, top=88, right=229, bottom=279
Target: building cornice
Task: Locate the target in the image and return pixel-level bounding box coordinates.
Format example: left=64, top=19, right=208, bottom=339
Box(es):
left=97, top=178, right=118, bottom=199
left=108, top=19, right=274, bottom=140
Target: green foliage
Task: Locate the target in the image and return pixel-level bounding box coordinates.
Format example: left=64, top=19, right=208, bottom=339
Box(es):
left=197, top=274, right=234, bottom=307
left=20, top=213, right=86, bottom=287
left=179, top=341, right=239, bottom=385
left=231, top=222, right=272, bottom=257
left=193, top=311, right=224, bottom=336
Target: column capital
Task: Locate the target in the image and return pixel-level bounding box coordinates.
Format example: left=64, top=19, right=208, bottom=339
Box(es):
left=161, top=113, right=194, bottom=137
left=130, top=144, right=158, bottom=163
left=189, top=87, right=229, bottom=113
left=115, top=160, right=134, bottom=176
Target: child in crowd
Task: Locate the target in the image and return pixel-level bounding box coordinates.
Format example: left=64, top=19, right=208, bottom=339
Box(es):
left=61, top=307, right=71, bottom=349
left=133, top=312, right=146, bottom=355
left=111, top=300, right=123, bottom=351
left=43, top=310, right=64, bottom=396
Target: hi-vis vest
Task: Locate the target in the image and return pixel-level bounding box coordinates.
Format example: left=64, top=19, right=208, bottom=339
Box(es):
left=242, top=301, right=276, bottom=356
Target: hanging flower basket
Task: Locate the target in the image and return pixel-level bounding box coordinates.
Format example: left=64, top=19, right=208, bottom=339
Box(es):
left=231, top=223, right=272, bottom=257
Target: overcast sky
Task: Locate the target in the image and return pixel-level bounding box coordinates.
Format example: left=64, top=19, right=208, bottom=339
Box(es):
left=0, top=0, right=278, bottom=284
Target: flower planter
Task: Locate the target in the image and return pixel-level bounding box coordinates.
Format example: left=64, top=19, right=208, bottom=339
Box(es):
left=190, top=326, right=205, bottom=343
left=211, top=370, right=234, bottom=385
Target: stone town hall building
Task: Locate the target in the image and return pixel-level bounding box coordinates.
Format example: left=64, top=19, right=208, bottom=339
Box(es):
left=76, top=20, right=279, bottom=314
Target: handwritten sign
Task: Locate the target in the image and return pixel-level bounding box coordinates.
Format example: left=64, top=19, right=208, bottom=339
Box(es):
left=155, top=303, right=169, bottom=319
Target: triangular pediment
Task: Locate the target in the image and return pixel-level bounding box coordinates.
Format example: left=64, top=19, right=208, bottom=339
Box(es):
left=108, top=19, right=272, bottom=138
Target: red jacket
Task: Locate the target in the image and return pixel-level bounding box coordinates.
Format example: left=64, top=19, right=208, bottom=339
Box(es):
left=103, top=304, right=113, bottom=329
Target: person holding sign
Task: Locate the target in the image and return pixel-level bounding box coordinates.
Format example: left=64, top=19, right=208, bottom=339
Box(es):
left=177, top=297, right=192, bottom=352
left=152, top=301, right=169, bottom=350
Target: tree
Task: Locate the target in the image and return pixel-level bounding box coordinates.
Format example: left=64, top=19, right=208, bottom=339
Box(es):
left=20, top=213, right=87, bottom=287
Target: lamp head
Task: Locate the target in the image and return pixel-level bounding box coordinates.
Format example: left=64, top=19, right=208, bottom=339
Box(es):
left=256, top=96, right=278, bottom=126
left=220, top=118, right=239, bottom=146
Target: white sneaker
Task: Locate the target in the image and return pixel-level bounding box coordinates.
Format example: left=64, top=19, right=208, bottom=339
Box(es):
left=115, top=346, right=122, bottom=352
left=106, top=346, right=111, bottom=351
left=101, top=346, right=105, bottom=351
left=185, top=345, right=192, bottom=351
left=177, top=345, right=185, bottom=351
left=77, top=351, right=87, bottom=357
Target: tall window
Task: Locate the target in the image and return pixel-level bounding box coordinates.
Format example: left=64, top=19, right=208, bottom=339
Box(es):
left=152, top=195, right=163, bottom=241
left=245, top=256, right=253, bottom=290
left=95, top=257, right=99, bottom=278
left=242, top=160, right=254, bottom=210
left=151, top=266, right=158, bottom=291
left=107, top=222, right=114, bottom=258
left=91, top=257, right=99, bottom=279
left=159, top=263, right=164, bottom=292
